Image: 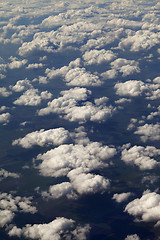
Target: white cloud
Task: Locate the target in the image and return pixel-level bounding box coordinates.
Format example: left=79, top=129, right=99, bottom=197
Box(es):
left=82, top=49, right=116, bottom=65
left=101, top=69, right=118, bottom=80
left=118, top=30, right=160, bottom=52
left=10, top=79, right=32, bottom=92
left=0, top=192, right=37, bottom=227
left=68, top=170, right=110, bottom=195
left=121, top=145, right=160, bottom=170
left=114, top=80, right=147, bottom=97
left=110, top=58, right=140, bottom=77
left=125, top=234, right=140, bottom=240
left=12, top=128, right=70, bottom=148
left=134, top=123, right=160, bottom=142
left=0, top=192, right=37, bottom=214
left=14, top=89, right=52, bottom=106
left=0, top=113, right=11, bottom=124
left=34, top=142, right=117, bottom=178
left=65, top=67, right=102, bottom=87
left=0, top=87, right=12, bottom=97
left=0, top=210, right=14, bottom=227
left=41, top=182, right=73, bottom=200
left=8, top=59, right=27, bottom=69
left=26, top=63, right=44, bottom=69
left=0, top=168, right=20, bottom=181
left=8, top=217, right=90, bottom=240
left=38, top=87, right=115, bottom=123
left=125, top=191, right=160, bottom=226
left=115, top=98, right=131, bottom=105
left=112, top=192, right=133, bottom=203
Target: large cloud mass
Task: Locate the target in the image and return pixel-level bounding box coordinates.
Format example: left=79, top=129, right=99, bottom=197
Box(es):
left=8, top=217, right=90, bottom=240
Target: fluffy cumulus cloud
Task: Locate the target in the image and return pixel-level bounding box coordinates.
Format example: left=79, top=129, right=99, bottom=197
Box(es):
left=38, top=87, right=115, bottom=123
left=0, top=113, right=11, bottom=124
left=112, top=192, right=133, bottom=203
left=134, top=123, right=160, bottom=142
left=64, top=67, right=102, bottom=87
left=8, top=217, right=90, bottom=240
left=10, top=79, right=32, bottom=92
left=13, top=89, right=52, bottom=106
left=0, top=192, right=37, bottom=227
left=12, top=127, right=70, bottom=148
left=121, top=145, right=160, bottom=170
left=118, top=30, right=160, bottom=52
left=0, top=87, right=12, bottom=97
left=0, top=210, right=14, bottom=227
left=125, top=234, right=140, bottom=240
left=110, top=58, right=140, bottom=77
left=68, top=170, right=110, bottom=195
left=34, top=142, right=117, bottom=178
left=0, top=168, right=20, bottom=182
left=114, top=80, right=147, bottom=97
left=82, top=49, right=116, bottom=65
left=8, top=59, right=27, bottom=69
left=45, top=58, right=102, bottom=87
left=125, top=191, right=160, bottom=226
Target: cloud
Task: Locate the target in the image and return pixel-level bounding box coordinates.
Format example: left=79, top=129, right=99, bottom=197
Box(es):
left=118, top=30, right=160, bottom=52
left=121, top=145, right=160, bottom=170
left=13, top=89, right=52, bottom=106
left=38, top=87, right=115, bottom=123
left=110, top=58, right=140, bottom=77
left=0, top=113, right=11, bottom=124
left=8, top=58, right=27, bottom=69
left=112, top=192, right=133, bottom=203
left=0, top=210, right=14, bottom=227
left=34, top=142, right=117, bottom=178
left=134, top=123, right=160, bottom=142
left=8, top=217, right=90, bottom=240
left=0, top=192, right=37, bottom=227
left=82, top=49, right=116, bottom=65
left=0, top=87, right=12, bottom=97
left=125, top=234, right=140, bottom=240
left=68, top=169, right=110, bottom=195
left=10, top=79, right=32, bottom=92
left=12, top=128, right=70, bottom=148
left=114, top=80, right=147, bottom=97
left=0, top=168, right=20, bottom=182
left=64, top=67, right=102, bottom=87
left=41, top=182, right=74, bottom=200
left=26, top=63, right=44, bottom=69
left=125, top=191, right=160, bottom=226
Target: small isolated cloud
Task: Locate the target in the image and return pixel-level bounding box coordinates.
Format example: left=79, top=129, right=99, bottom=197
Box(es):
left=121, top=145, right=160, bottom=170
left=12, top=127, right=70, bottom=148
left=0, top=192, right=37, bottom=227
left=112, top=192, right=133, bottom=203
left=110, top=58, right=140, bottom=77
left=26, top=63, right=44, bottom=69
left=38, top=87, right=115, bottom=123
left=34, top=142, right=117, bottom=178
left=114, top=80, right=147, bottom=97
left=10, top=79, right=32, bottom=92
left=8, top=59, right=27, bottom=69
left=125, top=234, right=140, bottom=240
left=14, top=89, right=52, bottom=106
left=8, top=217, right=90, bottom=240
left=0, top=113, right=11, bottom=124
left=82, top=49, right=116, bottom=65
left=0, top=87, right=12, bottom=97
left=134, top=123, right=160, bottom=142
left=125, top=191, right=160, bottom=226
left=0, top=168, right=20, bottom=182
